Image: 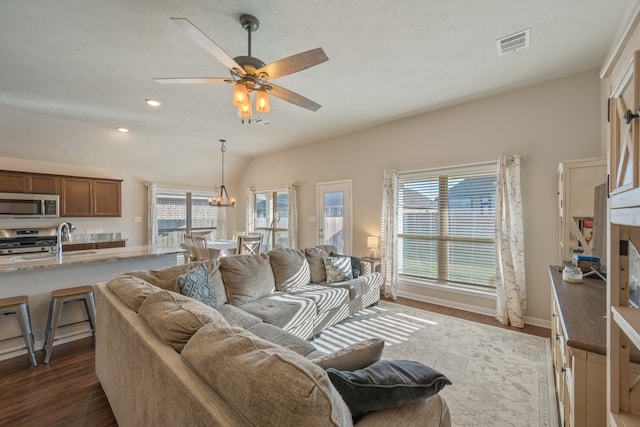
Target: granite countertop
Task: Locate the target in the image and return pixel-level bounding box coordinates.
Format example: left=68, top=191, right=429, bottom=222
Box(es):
left=549, top=265, right=640, bottom=362
left=0, top=245, right=186, bottom=273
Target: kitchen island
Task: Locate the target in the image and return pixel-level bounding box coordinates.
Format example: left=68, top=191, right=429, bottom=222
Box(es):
left=0, top=245, right=185, bottom=361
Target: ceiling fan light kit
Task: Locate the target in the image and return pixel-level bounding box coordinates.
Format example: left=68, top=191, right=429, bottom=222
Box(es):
left=155, top=13, right=328, bottom=123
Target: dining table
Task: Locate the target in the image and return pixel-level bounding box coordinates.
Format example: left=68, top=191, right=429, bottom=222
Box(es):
left=205, top=239, right=237, bottom=259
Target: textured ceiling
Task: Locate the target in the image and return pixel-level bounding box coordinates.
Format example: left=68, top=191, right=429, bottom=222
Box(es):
left=0, top=0, right=633, bottom=180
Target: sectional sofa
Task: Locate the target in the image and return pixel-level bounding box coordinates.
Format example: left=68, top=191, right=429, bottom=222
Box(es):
left=95, top=245, right=452, bottom=426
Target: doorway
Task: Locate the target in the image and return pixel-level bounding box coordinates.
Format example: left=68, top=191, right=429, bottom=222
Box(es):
left=317, top=180, right=352, bottom=254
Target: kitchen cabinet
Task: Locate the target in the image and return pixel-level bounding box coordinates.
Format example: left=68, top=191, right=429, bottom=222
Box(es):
left=600, top=3, right=640, bottom=425
left=64, top=240, right=126, bottom=252
left=0, top=171, right=59, bottom=194
left=60, top=177, right=121, bottom=217
left=558, top=158, right=606, bottom=263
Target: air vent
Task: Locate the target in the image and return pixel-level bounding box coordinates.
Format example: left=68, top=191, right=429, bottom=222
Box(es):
left=496, top=28, right=530, bottom=56
left=252, top=117, right=272, bottom=126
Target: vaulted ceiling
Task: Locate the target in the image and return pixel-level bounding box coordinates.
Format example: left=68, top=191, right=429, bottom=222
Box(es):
left=0, top=0, right=632, bottom=179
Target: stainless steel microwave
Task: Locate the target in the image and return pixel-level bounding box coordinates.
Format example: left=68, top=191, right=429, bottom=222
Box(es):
left=0, top=192, right=59, bottom=218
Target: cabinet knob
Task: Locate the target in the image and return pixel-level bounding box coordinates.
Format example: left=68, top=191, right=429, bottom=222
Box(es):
left=624, top=109, right=640, bottom=124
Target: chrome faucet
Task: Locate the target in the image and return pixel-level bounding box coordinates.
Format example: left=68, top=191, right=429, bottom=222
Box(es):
left=56, top=222, right=75, bottom=256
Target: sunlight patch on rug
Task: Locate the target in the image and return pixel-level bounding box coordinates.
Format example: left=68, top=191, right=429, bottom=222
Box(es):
left=312, top=301, right=558, bottom=427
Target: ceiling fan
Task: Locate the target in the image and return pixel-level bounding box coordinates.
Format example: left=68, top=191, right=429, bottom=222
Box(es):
left=155, top=14, right=329, bottom=121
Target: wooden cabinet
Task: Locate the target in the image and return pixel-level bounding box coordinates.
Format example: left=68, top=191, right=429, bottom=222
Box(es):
left=63, top=240, right=126, bottom=252
left=0, top=171, right=59, bottom=194
left=558, top=158, right=607, bottom=263
left=60, top=177, right=121, bottom=218
left=600, top=4, right=640, bottom=425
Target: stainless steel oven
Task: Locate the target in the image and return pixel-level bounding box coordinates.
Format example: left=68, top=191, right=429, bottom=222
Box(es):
left=0, top=192, right=59, bottom=218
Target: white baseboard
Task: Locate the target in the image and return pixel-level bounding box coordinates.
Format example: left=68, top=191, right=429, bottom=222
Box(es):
left=397, top=289, right=550, bottom=329
left=0, top=327, right=93, bottom=362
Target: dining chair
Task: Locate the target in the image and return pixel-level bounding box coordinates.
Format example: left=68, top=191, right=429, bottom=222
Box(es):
left=191, top=235, right=213, bottom=261
left=183, top=234, right=198, bottom=262
left=232, top=231, right=246, bottom=241
left=236, top=234, right=263, bottom=255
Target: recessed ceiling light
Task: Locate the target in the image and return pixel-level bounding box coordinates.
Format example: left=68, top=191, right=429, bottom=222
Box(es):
left=145, top=99, right=161, bottom=107
left=117, top=127, right=129, bottom=133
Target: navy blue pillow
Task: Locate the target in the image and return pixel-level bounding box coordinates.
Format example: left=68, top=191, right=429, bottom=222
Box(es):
left=326, top=360, right=451, bottom=417
left=330, top=252, right=361, bottom=278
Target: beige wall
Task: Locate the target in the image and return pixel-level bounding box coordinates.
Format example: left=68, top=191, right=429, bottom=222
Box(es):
left=0, top=69, right=604, bottom=326
left=237, top=69, right=604, bottom=326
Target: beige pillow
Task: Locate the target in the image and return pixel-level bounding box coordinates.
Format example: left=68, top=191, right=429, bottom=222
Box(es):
left=182, top=324, right=352, bottom=426
left=305, top=246, right=333, bottom=283
left=138, top=290, right=229, bottom=353
left=268, top=248, right=311, bottom=291
left=312, top=339, right=385, bottom=371
left=220, top=254, right=275, bottom=305
left=107, top=274, right=162, bottom=312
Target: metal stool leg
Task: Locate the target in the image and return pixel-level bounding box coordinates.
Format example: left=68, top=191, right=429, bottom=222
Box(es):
left=84, top=292, right=97, bottom=335
left=14, top=303, right=37, bottom=367
left=43, top=298, right=64, bottom=364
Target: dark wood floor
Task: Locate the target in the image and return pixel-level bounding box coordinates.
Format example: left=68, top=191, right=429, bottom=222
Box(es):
left=0, top=299, right=550, bottom=425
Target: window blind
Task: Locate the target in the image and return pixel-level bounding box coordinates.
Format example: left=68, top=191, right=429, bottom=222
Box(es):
left=398, top=165, right=497, bottom=288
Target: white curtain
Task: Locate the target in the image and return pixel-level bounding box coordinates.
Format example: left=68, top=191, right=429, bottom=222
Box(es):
left=495, top=155, right=526, bottom=328
left=146, top=182, right=158, bottom=245
left=288, top=184, right=298, bottom=249
left=246, top=188, right=255, bottom=234
left=381, top=170, right=399, bottom=300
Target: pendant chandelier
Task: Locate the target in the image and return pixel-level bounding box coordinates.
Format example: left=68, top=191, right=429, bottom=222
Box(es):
left=208, top=139, right=236, bottom=207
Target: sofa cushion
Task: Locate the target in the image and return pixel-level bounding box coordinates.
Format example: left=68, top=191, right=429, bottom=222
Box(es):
left=326, top=360, right=452, bottom=417
left=216, top=303, right=263, bottom=329
left=238, top=292, right=316, bottom=337
left=305, top=245, right=337, bottom=283
left=182, top=324, right=352, bottom=426
left=312, top=338, right=385, bottom=371
left=177, top=263, right=217, bottom=308
left=106, top=274, right=162, bottom=312
left=268, top=248, right=311, bottom=291
left=220, top=254, right=275, bottom=305
left=138, top=290, right=229, bottom=353
left=247, top=322, right=319, bottom=357
left=288, top=284, right=350, bottom=314
left=324, top=256, right=353, bottom=283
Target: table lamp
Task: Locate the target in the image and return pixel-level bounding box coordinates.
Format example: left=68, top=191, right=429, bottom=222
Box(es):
left=367, top=236, right=379, bottom=259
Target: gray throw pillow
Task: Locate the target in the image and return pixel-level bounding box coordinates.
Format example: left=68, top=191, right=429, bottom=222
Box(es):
left=326, top=360, right=451, bottom=417
left=324, top=256, right=352, bottom=283
left=312, top=338, right=384, bottom=371
left=177, top=263, right=217, bottom=309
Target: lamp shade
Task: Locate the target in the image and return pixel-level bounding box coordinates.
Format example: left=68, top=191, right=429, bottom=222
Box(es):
left=238, top=99, right=252, bottom=117
left=233, top=82, right=248, bottom=106
left=256, top=88, right=270, bottom=112
left=367, top=236, right=379, bottom=248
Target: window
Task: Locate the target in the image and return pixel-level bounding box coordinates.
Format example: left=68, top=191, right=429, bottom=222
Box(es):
left=398, top=164, right=497, bottom=289
left=253, top=189, right=289, bottom=250
left=155, top=187, right=218, bottom=248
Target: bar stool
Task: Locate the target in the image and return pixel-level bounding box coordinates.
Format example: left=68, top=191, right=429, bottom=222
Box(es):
left=43, top=285, right=96, bottom=364
left=0, top=295, right=37, bottom=367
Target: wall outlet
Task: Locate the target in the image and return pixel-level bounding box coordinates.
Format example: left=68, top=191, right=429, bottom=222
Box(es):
left=86, top=228, right=95, bottom=234
left=134, top=216, right=142, bottom=223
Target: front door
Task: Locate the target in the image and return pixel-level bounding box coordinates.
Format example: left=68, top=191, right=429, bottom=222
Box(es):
left=317, top=180, right=352, bottom=254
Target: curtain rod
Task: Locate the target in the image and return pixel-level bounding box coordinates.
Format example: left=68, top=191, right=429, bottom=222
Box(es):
left=250, top=183, right=298, bottom=191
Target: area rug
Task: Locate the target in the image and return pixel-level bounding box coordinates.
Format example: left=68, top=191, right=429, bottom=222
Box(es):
left=312, top=301, right=558, bottom=427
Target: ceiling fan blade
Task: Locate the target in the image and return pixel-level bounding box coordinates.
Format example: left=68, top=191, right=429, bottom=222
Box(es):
left=170, top=18, right=245, bottom=76
left=257, top=48, right=328, bottom=80
left=268, top=83, right=321, bottom=111
left=155, top=77, right=235, bottom=84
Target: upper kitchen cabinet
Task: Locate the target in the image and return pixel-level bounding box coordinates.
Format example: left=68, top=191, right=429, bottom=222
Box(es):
left=93, top=179, right=122, bottom=217
left=607, top=47, right=640, bottom=219
left=0, top=171, right=59, bottom=194
left=60, top=177, right=122, bottom=217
